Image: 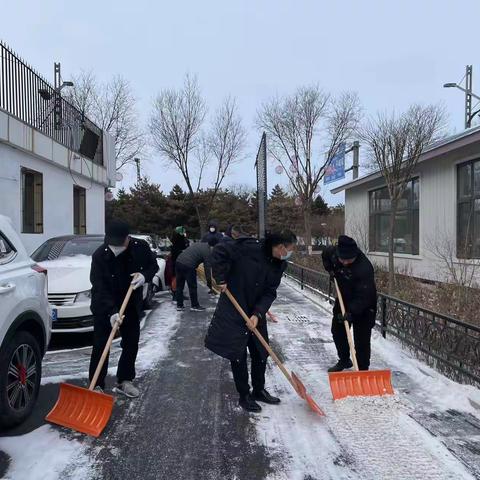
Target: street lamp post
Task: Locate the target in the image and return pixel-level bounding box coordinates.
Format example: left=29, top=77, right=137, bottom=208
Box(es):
left=444, top=65, right=480, bottom=129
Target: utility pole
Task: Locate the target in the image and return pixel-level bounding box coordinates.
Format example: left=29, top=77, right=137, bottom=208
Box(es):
left=345, top=141, right=360, bottom=179
left=54, top=63, right=62, bottom=130
left=444, top=65, right=480, bottom=129
left=134, top=158, right=141, bottom=183
left=465, top=65, right=473, bottom=129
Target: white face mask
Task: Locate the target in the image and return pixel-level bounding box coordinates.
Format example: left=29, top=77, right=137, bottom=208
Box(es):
left=281, top=250, right=293, bottom=261
left=209, top=227, right=216, bottom=233
left=109, top=245, right=127, bottom=257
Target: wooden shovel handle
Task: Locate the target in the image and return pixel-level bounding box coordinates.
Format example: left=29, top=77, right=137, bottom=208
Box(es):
left=89, top=279, right=137, bottom=390
left=333, top=278, right=359, bottom=372
left=224, top=289, right=297, bottom=389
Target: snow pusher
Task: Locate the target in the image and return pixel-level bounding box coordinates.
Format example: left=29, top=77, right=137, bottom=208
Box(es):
left=328, top=278, right=394, bottom=401
left=225, top=289, right=325, bottom=416
left=46, top=281, right=137, bottom=437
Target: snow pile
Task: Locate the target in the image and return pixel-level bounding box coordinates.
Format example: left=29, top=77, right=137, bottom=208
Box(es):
left=0, top=425, right=92, bottom=480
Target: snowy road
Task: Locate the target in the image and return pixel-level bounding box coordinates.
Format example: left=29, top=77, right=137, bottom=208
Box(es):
left=0, top=282, right=479, bottom=479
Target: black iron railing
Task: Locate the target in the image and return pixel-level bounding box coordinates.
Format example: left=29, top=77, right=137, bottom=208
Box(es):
left=286, top=261, right=480, bottom=388
left=0, top=41, right=103, bottom=165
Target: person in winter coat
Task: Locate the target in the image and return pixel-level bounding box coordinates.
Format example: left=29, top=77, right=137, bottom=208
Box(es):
left=322, top=235, right=377, bottom=372
left=176, top=240, right=215, bottom=311
left=205, top=230, right=297, bottom=412
left=89, top=220, right=159, bottom=397
left=220, top=225, right=241, bottom=243
left=202, top=220, right=223, bottom=294
left=166, top=226, right=190, bottom=300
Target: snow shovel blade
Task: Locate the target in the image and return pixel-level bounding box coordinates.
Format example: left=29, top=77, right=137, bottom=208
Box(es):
left=305, top=394, right=326, bottom=416
left=291, top=371, right=307, bottom=399
left=328, top=369, right=394, bottom=401
left=46, top=383, right=114, bottom=437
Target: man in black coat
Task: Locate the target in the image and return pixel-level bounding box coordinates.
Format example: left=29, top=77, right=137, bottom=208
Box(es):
left=89, top=220, right=159, bottom=397
left=322, top=235, right=377, bottom=372
left=205, top=230, right=297, bottom=412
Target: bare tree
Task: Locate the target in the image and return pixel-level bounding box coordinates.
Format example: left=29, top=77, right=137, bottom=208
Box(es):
left=257, top=87, right=361, bottom=250
left=150, top=76, right=245, bottom=233
left=361, top=104, right=446, bottom=293
left=68, top=72, right=145, bottom=171
left=347, top=211, right=370, bottom=253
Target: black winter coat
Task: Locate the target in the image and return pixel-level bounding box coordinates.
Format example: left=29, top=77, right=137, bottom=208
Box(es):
left=322, top=246, right=377, bottom=325
left=90, top=238, right=159, bottom=320
left=205, top=237, right=286, bottom=361
left=201, top=231, right=223, bottom=246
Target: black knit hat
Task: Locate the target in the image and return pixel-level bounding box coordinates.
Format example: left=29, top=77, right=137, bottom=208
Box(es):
left=105, top=219, right=130, bottom=246
left=336, top=235, right=359, bottom=260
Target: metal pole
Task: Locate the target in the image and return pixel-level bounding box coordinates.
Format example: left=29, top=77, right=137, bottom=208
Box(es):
left=352, top=141, right=359, bottom=179
left=381, top=296, right=387, bottom=338
left=134, top=158, right=141, bottom=183
left=465, top=65, right=473, bottom=129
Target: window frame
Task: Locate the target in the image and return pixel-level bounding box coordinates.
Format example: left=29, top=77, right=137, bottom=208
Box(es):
left=456, top=159, right=480, bottom=259
left=21, top=167, right=43, bottom=234
left=73, top=186, right=87, bottom=235
left=368, top=177, right=420, bottom=255
left=0, top=230, right=17, bottom=265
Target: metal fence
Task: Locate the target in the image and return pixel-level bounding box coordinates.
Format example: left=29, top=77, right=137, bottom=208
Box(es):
left=0, top=41, right=103, bottom=165
left=286, top=261, right=480, bottom=388
left=255, top=132, right=267, bottom=239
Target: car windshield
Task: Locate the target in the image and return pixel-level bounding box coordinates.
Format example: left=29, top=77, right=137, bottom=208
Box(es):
left=32, top=238, right=103, bottom=261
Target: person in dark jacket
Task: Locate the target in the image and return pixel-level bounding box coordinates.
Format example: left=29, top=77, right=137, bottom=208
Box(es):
left=220, top=225, right=241, bottom=243
left=176, top=240, right=215, bottom=311
left=89, top=220, right=159, bottom=397
left=322, top=235, right=377, bottom=372
left=205, top=230, right=297, bottom=412
left=166, top=226, right=190, bottom=300
left=202, top=221, right=223, bottom=294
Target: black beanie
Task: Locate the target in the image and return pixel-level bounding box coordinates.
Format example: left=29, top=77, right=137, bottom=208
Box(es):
left=336, top=235, right=359, bottom=259
left=105, top=220, right=130, bottom=246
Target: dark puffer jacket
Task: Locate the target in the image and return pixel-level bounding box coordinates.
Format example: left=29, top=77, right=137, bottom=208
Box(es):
left=90, top=238, right=158, bottom=321
left=205, top=237, right=286, bottom=361
left=321, top=245, right=377, bottom=324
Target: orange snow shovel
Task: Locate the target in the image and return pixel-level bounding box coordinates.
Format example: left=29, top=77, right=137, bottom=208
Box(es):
left=329, top=278, right=394, bottom=401
left=46, top=281, right=137, bottom=437
left=225, top=289, right=325, bottom=416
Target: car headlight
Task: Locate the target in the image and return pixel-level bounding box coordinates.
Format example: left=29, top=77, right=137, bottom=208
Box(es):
left=75, top=290, right=92, bottom=303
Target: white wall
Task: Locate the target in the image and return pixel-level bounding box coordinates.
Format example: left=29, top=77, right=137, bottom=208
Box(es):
left=344, top=148, right=480, bottom=283
left=0, top=109, right=115, bottom=255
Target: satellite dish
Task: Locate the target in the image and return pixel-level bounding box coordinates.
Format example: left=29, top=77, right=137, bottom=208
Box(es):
left=116, top=172, right=123, bottom=182
left=275, top=165, right=283, bottom=175
left=105, top=191, right=114, bottom=202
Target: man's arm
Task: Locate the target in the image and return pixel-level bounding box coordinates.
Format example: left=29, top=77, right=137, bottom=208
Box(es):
left=90, top=254, right=116, bottom=317
left=210, top=242, right=236, bottom=286
left=321, top=245, right=337, bottom=273
left=253, top=265, right=285, bottom=318
left=142, top=243, right=159, bottom=283
left=348, top=263, right=377, bottom=316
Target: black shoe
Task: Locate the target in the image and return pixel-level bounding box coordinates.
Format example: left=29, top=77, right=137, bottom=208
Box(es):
left=328, top=359, right=353, bottom=373
left=191, top=305, right=206, bottom=311
left=176, top=305, right=185, bottom=311
left=239, top=394, right=262, bottom=412
left=252, top=389, right=281, bottom=405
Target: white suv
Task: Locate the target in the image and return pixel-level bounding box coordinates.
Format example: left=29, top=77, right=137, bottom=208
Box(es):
left=0, top=215, right=51, bottom=429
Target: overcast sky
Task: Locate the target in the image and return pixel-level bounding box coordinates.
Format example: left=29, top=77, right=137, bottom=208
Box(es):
left=2, top=1, right=479, bottom=205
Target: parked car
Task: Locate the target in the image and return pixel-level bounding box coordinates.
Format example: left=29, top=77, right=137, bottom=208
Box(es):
left=0, top=215, right=51, bottom=428
left=31, top=235, right=165, bottom=333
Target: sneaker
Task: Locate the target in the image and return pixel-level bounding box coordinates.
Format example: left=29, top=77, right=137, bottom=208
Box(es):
left=113, top=381, right=140, bottom=398
left=191, top=305, right=206, bottom=312
left=252, top=389, right=281, bottom=404
left=239, top=394, right=262, bottom=412
left=93, top=385, right=104, bottom=393
left=177, top=305, right=185, bottom=311
left=328, top=359, right=353, bottom=373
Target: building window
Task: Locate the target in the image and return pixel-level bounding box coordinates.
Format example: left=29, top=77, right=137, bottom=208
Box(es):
left=21, top=168, right=43, bottom=233
left=369, top=178, right=419, bottom=255
left=457, top=159, right=480, bottom=258
left=73, top=186, right=87, bottom=235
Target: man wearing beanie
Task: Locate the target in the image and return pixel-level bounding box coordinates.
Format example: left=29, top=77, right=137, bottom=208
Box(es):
left=322, top=235, right=377, bottom=372
left=89, top=219, right=158, bottom=397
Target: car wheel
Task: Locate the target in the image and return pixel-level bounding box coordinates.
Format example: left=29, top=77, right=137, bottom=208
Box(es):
left=0, top=331, right=42, bottom=429
left=143, top=283, right=155, bottom=310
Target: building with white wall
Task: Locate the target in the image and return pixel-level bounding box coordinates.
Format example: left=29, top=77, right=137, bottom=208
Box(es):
left=331, top=127, right=480, bottom=283
left=0, top=43, right=115, bottom=254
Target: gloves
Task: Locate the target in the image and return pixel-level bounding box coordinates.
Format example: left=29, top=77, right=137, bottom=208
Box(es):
left=110, top=313, right=122, bottom=328
left=130, top=273, right=146, bottom=290
left=335, top=312, right=352, bottom=325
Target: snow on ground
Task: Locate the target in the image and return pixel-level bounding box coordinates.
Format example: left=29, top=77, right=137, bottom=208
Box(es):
left=0, top=294, right=180, bottom=480
left=0, top=425, right=93, bottom=480
left=251, top=280, right=478, bottom=480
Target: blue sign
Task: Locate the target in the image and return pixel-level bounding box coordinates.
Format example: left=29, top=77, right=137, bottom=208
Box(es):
left=324, top=143, right=346, bottom=185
